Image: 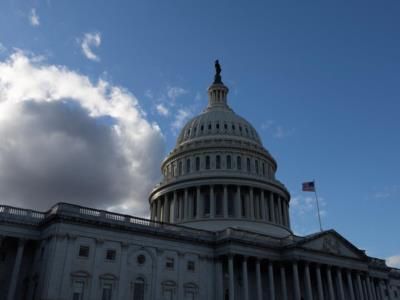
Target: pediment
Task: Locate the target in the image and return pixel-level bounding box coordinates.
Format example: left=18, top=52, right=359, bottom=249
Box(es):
left=297, top=230, right=366, bottom=259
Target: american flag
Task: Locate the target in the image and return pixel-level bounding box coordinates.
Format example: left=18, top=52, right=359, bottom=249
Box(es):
left=302, top=181, right=315, bottom=192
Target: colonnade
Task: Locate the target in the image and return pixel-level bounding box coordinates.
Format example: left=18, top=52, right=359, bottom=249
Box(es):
left=216, top=255, right=394, bottom=300
left=151, top=185, right=290, bottom=227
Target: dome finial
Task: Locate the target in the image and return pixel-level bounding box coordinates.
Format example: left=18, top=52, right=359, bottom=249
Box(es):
left=214, top=59, right=222, bottom=84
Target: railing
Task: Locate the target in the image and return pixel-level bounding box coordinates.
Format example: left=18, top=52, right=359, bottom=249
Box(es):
left=0, top=203, right=214, bottom=240
left=0, top=205, right=45, bottom=225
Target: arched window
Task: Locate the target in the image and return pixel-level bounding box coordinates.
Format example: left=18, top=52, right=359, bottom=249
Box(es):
left=246, top=158, right=251, bottom=172
left=226, top=155, right=231, bottom=169
left=196, top=157, right=200, bottom=171
left=133, top=277, right=145, bottom=300
left=255, top=160, right=259, bottom=174
left=237, top=156, right=242, bottom=170
left=186, top=159, right=191, bottom=173
left=205, top=156, right=210, bottom=169
left=216, top=155, right=221, bottom=169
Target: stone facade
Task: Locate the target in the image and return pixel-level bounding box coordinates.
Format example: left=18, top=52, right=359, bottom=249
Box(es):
left=0, top=68, right=399, bottom=300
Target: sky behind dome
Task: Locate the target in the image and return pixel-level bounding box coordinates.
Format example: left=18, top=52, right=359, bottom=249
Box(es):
left=0, top=1, right=399, bottom=266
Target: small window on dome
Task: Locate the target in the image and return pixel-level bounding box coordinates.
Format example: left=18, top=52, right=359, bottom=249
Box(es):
left=247, top=158, right=251, bottom=172
left=208, top=124, right=212, bottom=130
left=262, top=162, right=265, bottom=176
left=187, top=129, right=190, bottom=136
left=193, top=126, right=197, bottom=133
left=196, top=157, right=200, bottom=171
left=232, top=124, right=235, bottom=130
left=239, top=126, right=242, bottom=132
left=201, top=125, right=204, bottom=132
left=186, top=159, right=191, bottom=173
left=224, top=123, right=228, bottom=130
left=255, top=160, right=259, bottom=174
left=178, top=161, right=183, bottom=176
left=237, top=156, right=242, bottom=170
left=245, top=127, right=249, bottom=134
left=216, top=123, right=220, bottom=129
left=216, top=155, right=221, bottom=169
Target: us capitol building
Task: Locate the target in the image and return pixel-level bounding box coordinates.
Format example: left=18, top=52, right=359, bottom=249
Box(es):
left=0, top=63, right=399, bottom=300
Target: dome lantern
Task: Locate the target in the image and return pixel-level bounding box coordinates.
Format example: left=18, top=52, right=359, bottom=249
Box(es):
left=207, top=60, right=230, bottom=110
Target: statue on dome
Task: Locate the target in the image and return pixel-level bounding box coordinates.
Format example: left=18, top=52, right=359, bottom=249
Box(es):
left=214, top=59, right=222, bottom=84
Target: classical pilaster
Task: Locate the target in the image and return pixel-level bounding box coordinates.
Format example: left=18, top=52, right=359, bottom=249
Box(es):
left=228, top=255, right=235, bottom=300
left=316, top=264, right=324, bottom=300
left=188, top=190, right=193, bottom=219
left=59, top=235, right=77, bottom=297
left=346, top=270, right=355, bottom=300
left=88, top=239, right=105, bottom=299
left=336, top=268, right=345, bottom=300
left=256, top=259, right=263, bottom=300
left=235, top=186, right=241, bottom=218
left=7, top=238, right=26, bottom=300
left=156, top=198, right=162, bottom=221
left=249, top=187, right=254, bottom=219
left=197, top=187, right=202, bottom=219
left=326, top=266, right=335, bottom=300
left=292, top=262, right=301, bottom=300
left=304, top=262, right=313, bottom=300
left=117, top=242, right=129, bottom=299
left=216, top=257, right=223, bottom=300
left=242, top=257, right=249, bottom=300
left=210, top=185, right=215, bottom=218
left=223, top=185, right=228, bottom=218
left=371, top=279, right=378, bottom=300
left=280, top=265, right=288, bottom=300
left=379, top=280, right=386, bottom=300
left=268, top=260, right=275, bottom=300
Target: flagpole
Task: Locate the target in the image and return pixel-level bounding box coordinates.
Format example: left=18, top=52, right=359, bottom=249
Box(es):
left=313, top=180, right=323, bottom=232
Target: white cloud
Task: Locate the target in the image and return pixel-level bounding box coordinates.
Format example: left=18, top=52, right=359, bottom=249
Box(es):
left=156, top=103, right=169, bottom=116
left=0, top=43, right=6, bottom=54
left=171, top=108, right=192, bottom=133
left=144, top=89, right=154, bottom=99
left=387, top=255, right=400, bottom=268
left=372, top=185, right=400, bottom=200
left=29, top=9, right=40, bottom=27
left=80, top=32, right=101, bottom=62
left=167, top=86, right=187, bottom=103
left=261, top=120, right=294, bottom=139
left=0, top=50, right=165, bottom=216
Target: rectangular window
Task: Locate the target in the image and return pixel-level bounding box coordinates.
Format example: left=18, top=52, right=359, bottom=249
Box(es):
left=247, top=158, right=251, bottom=172
left=166, top=257, right=174, bottom=269
left=195, top=157, right=200, bottom=171
left=255, top=160, right=259, bottom=174
left=205, top=156, right=210, bottom=169
left=187, top=261, right=195, bottom=271
left=216, top=155, right=221, bottom=169
left=226, top=155, right=231, bottom=169
left=237, top=156, right=241, bottom=170
left=78, top=246, right=89, bottom=258
left=186, top=159, right=191, bottom=173
left=106, top=249, right=116, bottom=261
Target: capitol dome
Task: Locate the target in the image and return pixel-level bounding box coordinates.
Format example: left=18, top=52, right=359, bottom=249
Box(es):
left=149, top=61, right=291, bottom=237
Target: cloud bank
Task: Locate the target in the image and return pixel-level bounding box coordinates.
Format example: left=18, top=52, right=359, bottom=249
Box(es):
left=80, top=32, right=101, bottom=61
left=0, top=51, right=164, bottom=216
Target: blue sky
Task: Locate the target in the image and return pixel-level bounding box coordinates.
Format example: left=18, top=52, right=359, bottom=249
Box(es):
left=0, top=1, right=399, bottom=264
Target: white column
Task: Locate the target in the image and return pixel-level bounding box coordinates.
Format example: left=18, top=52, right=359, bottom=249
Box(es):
left=172, top=191, right=177, bottom=222
left=386, top=280, right=394, bottom=300
left=254, top=192, right=260, bottom=219
left=256, top=259, right=263, bottom=300
left=235, top=186, right=241, bottom=218
left=223, top=185, right=228, bottom=218
left=379, top=280, right=386, bottom=300
left=346, top=270, right=356, bottom=300
left=277, top=195, right=283, bottom=224
left=371, top=279, right=378, bottom=300
left=292, top=262, right=301, bottom=300
left=304, top=262, right=313, bottom=300
left=228, top=255, right=235, bottom=300
left=163, top=194, right=169, bottom=222
left=337, top=268, right=345, bottom=300
left=327, top=266, right=335, bottom=300
left=249, top=187, right=254, bottom=219
left=316, top=264, right=325, bottom=300
left=188, top=190, right=193, bottom=219
left=268, top=260, right=275, bottom=300
left=7, top=238, right=26, bottom=300
left=197, top=187, right=202, bottom=219
left=260, top=190, right=266, bottom=220
left=210, top=185, right=215, bottom=218
left=356, top=273, right=364, bottom=300
left=366, top=276, right=374, bottom=300
left=242, top=257, right=249, bottom=300
left=280, top=265, right=288, bottom=300
left=270, top=192, right=276, bottom=223
left=184, top=189, right=189, bottom=220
